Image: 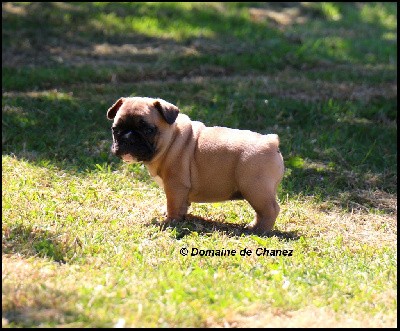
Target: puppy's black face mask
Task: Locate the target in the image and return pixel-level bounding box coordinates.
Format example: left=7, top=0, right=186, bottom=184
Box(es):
left=111, top=118, right=158, bottom=162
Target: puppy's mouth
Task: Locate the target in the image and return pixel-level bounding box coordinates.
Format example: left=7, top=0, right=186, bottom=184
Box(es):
left=110, top=144, right=137, bottom=163
left=120, top=154, right=138, bottom=163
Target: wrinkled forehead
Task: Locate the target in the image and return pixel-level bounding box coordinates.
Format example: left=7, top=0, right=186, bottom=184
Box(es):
left=114, top=98, right=157, bottom=127
left=120, top=98, right=152, bottom=116
left=114, top=99, right=145, bottom=119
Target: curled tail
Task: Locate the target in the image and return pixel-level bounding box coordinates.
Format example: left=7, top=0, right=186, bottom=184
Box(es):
left=266, top=134, right=284, bottom=181
left=266, top=133, right=280, bottom=152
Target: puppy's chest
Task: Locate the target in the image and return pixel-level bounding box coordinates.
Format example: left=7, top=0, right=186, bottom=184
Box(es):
left=152, top=175, right=164, bottom=188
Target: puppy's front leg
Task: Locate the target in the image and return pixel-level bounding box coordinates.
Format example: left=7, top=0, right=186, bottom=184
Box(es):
left=160, top=185, right=190, bottom=230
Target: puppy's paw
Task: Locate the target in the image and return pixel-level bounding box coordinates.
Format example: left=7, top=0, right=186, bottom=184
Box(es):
left=244, top=221, right=273, bottom=235
left=159, top=219, right=171, bottom=231
left=159, top=217, right=181, bottom=231
left=160, top=205, right=168, bottom=218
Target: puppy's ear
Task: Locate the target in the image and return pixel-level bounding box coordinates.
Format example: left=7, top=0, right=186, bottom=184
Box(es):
left=107, top=98, right=125, bottom=120
left=153, top=99, right=179, bottom=125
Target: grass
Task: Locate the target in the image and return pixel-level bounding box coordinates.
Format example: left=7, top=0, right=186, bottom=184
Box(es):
left=2, top=2, right=397, bottom=327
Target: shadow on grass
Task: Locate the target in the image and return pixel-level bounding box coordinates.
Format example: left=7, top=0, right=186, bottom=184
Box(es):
left=2, top=1, right=291, bottom=85
left=3, top=304, right=82, bottom=328
left=3, top=2, right=396, bottom=88
left=2, top=223, right=70, bottom=263
left=150, top=214, right=301, bottom=241
left=2, top=93, right=121, bottom=173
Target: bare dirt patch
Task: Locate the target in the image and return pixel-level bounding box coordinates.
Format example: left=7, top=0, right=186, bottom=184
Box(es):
left=249, top=7, right=308, bottom=27
left=248, top=2, right=322, bottom=28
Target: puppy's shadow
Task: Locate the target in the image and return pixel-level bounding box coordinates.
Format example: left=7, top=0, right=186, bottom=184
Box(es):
left=152, top=214, right=301, bottom=241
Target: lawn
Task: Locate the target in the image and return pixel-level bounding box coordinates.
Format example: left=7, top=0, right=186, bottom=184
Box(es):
left=2, top=2, right=397, bottom=327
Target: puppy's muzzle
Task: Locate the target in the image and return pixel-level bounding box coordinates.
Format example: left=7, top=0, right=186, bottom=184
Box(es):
left=111, top=130, right=135, bottom=156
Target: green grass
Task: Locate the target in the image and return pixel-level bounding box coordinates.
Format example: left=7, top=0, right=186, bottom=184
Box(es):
left=2, top=2, right=397, bottom=328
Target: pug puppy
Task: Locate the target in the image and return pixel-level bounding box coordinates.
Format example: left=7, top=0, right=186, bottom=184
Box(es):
left=107, top=97, right=284, bottom=234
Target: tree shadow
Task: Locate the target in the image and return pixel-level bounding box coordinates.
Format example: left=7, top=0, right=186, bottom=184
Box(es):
left=2, top=93, right=117, bottom=172
left=3, top=268, right=105, bottom=327
left=3, top=301, right=82, bottom=328
left=3, top=2, right=396, bottom=79
left=2, top=223, right=72, bottom=263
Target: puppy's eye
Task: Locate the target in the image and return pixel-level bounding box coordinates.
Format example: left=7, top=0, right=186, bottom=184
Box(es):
left=112, top=127, right=125, bottom=135
left=144, top=127, right=155, bottom=135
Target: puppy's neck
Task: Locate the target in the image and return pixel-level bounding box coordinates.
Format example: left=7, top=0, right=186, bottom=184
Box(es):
left=144, top=114, right=197, bottom=180
left=143, top=122, right=177, bottom=177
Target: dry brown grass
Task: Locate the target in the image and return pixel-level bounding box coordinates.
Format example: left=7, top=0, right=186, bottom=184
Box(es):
left=212, top=305, right=397, bottom=328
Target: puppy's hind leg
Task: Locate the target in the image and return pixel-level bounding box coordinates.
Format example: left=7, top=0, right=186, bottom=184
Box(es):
left=241, top=183, right=280, bottom=234
left=245, top=198, right=280, bottom=234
